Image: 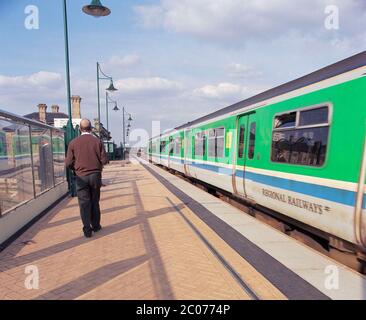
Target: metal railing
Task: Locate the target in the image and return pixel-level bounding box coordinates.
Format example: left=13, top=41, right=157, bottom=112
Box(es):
left=0, top=110, right=66, bottom=216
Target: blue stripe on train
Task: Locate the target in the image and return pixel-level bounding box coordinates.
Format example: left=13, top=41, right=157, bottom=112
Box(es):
left=157, top=155, right=361, bottom=208
left=240, top=171, right=356, bottom=208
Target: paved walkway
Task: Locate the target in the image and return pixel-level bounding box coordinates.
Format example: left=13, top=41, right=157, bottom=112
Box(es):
left=0, top=161, right=285, bottom=300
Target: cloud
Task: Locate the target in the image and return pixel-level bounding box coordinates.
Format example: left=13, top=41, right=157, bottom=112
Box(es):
left=192, top=82, right=257, bottom=101
left=226, top=63, right=263, bottom=79
left=135, top=0, right=366, bottom=44
left=107, top=54, right=140, bottom=69
left=134, top=6, right=164, bottom=28
left=0, top=71, right=62, bottom=89
left=0, top=71, right=65, bottom=113
left=0, top=72, right=95, bottom=119
left=114, top=77, right=183, bottom=96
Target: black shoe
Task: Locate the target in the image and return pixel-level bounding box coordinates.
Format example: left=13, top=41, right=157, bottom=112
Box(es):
left=92, top=225, right=102, bottom=233
left=84, top=230, right=93, bottom=238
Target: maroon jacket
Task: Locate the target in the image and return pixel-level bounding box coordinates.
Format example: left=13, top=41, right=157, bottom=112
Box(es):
left=65, top=133, right=108, bottom=177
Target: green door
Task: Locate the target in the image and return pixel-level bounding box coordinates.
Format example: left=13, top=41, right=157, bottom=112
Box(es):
left=168, top=136, right=173, bottom=168
left=234, top=112, right=257, bottom=198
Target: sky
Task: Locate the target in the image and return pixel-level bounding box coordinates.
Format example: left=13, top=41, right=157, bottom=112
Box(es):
left=0, top=0, right=366, bottom=146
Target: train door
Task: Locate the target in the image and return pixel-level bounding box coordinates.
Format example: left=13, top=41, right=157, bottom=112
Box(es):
left=234, top=112, right=257, bottom=199
left=184, top=129, right=192, bottom=177
left=168, top=136, right=173, bottom=169
left=149, top=140, right=152, bottom=162
left=355, top=136, right=366, bottom=248
left=159, top=138, right=164, bottom=164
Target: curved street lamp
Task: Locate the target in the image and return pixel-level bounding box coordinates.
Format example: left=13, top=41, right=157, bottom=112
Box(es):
left=62, top=0, right=112, bottom=135
left=105, top=91, right=119, bottom=140
left=97, top=62, right=118, bottom=139
left=106, top=79, right=118, bottom=92
left=82, top=0, right=111, bottom=17
left=121, top=107, right=133, bottom=160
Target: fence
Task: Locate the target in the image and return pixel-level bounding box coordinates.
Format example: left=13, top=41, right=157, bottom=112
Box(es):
left=0, top=110, right=66, bottom=216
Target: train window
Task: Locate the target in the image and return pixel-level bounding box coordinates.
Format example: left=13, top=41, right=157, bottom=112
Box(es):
left=174, top=137, right=181, bottom=154
left=274, top=112, right=296, bottom=129
left=160, top=141, right=167, bottom=153
left=186, top=133, right=193, bottom=159
left=208, top=127, right=225, bottom=158
left=216, top=128, right=225, bottom=158
left=169, top=138, right=174, bottom=155
left=194, top=132, right=206, bottom=157
left=248, top=122, right=256, bottom=159
left=271, top=105, right=330, bottom=167
left=299, top=106, right=329, bottom=126
left=208, top=130, right=215, bottom=157
left=238, top=125, right=245, bottom=158
left=271, top=127, right=328, bottom=166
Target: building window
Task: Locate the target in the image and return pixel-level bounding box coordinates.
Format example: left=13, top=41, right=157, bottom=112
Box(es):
left=208, top=127, right=225, bottom=158
left=271, top=106, right=330, bottom=167
left=248, top=122, right=256, bottom=159
left=194, top=132, right=206, bottom=157
left=238, top=125, right=245, bottom=158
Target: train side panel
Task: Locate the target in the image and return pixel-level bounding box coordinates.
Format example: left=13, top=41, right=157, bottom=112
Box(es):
left=186, top=117, right=236, bottom=194
left=238, top=76, right=366, bottom=245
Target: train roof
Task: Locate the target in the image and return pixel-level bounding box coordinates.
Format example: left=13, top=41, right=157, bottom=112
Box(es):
left=152, top=50, right=366, bottom=140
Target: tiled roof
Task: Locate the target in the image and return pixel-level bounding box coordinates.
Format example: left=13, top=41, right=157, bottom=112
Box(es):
left=24, top=112, right=69, bottom=125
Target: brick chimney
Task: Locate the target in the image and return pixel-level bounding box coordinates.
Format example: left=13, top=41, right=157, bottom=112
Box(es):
left=51, top=105, right=60, bottom=113
left=71, top=95, right=82, bottom=119
left=38, top=104, right=47, bottom=123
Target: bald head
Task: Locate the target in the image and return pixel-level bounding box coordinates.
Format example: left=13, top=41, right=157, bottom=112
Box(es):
left=80, top=119, right=92, bottom=132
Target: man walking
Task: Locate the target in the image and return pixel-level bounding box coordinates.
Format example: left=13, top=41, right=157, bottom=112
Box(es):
left=65, top=119, right=108, bottom=238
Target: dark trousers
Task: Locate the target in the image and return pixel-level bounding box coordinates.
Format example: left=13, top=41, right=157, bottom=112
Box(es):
left=75, top=172, right=102, bottom=233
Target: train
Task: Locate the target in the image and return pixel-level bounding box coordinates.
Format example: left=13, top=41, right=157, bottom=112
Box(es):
left=148, top=51, right=366, bottom=262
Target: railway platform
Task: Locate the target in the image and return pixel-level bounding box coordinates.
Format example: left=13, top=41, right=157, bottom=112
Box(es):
left=0, top=159, right=365, bottom=300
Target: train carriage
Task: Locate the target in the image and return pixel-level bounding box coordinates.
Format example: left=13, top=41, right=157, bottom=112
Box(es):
left=149, top=51, right=366, bottom=258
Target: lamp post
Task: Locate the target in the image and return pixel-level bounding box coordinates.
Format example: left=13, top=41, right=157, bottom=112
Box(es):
left=97, top=63, right=117, bottom=139
left=122, top=107, right=133, bottom=160
left=105, top=91, right=119, bottom=140
left=62, top=0, right=112, bottom=134
left=62, top=0, right=73, bottom=137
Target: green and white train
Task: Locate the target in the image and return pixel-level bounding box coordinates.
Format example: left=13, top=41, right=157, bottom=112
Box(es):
left=148, top=51, right=366, bottom=258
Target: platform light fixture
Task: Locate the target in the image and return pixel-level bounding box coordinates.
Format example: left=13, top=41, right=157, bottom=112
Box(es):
left=82, top=0, right=111, bottom=17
